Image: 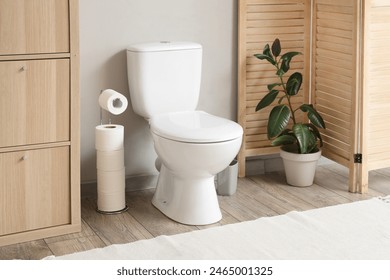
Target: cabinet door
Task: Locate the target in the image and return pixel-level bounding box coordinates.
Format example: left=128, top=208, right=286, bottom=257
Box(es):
left=0, top=146, right=70, bottom=236
left=0, top=59, right=70, bottom=147
left=0, top=0, right=69, bottom=55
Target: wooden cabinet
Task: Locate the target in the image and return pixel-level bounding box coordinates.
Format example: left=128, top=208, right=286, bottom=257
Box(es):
left=238, top=0, right=390, bottom=193
left=0, top=0, right=80, bottom=246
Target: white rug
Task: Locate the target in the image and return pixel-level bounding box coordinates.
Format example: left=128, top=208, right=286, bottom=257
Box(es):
left=45, top=196, right=390, bottom=260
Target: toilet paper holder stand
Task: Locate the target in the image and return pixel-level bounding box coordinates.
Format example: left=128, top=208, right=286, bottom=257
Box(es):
left=96, top=90, right=129, bottom=215
left=96, top=205, right=129, bottom=215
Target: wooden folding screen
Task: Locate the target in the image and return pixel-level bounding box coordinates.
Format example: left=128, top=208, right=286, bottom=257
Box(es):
left=238, top=0, right=311, bottom=176
left=310, top=0, right=390, bottom=193
left=360, top=0, right=390, bottom=191
left=311, top=0, right=361, bottom=191
left=362, top=0, right=390, bottom=179
left=238, top=0, right=390, bottom=193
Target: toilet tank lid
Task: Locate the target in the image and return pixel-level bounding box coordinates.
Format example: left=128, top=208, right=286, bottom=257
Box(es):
left=127, top=41, right=202, bottom=52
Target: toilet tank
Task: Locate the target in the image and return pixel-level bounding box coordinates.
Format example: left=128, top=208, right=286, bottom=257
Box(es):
left=127, top=41, right=202, bottom=119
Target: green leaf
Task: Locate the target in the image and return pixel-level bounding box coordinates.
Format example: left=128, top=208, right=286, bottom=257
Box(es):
left=253, top=43, right=277, bottom=65
left=276, top=67, right=286, bottom=76
left=293, top=123, right=316, bottom=154
left=267, top=105, right=291, bottom=139
left=271, top=38, right=281, bottom=57
left=286, top=72, right=303, bottom=96
left=280, top=59, right=290, bottom=74
left=280, top=51, right=301, bottom=62
left=278, top=95, right=286, bottom=104
left=256, top=90, right=279, bottom=111
left=300, top=104, right=326, bottom=129
left=279, top=128, right=293, bottom=136
left=267, top=83, right=281, bottom=91
left=254, top=53, right=275, bottom=66
left=271, top=134, right=296, bottom=146
left=263, top=43, right=272, bottom=57
left=307, top=123, right=323, bottom=147
left=279, top=52, right=301, bottom=74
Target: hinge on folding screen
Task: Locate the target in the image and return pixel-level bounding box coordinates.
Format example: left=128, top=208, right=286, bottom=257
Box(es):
left=354, top=153, right=362, bottom=164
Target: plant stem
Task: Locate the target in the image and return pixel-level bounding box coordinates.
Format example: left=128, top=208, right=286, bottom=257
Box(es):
left=275, top=60, right=297, bottom=125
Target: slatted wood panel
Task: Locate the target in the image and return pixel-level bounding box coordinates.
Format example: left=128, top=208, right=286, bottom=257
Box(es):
left=311, top=0, right=359, bottom=191
left=238, top=0, right=311, bottom=177
left=312, top=0, right=390, bottom=193
left=364, top=1, right=390, bottom=172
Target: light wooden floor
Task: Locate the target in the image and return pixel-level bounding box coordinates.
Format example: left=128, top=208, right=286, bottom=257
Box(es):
left=1, top=162, right=390, bottom=260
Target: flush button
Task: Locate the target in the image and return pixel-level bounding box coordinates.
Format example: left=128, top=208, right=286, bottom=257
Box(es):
left=160, top=41, right=171, bottom=44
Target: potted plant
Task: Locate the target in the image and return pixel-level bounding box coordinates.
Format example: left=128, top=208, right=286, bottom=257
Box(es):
left=254, top=38, right=326, bottom=187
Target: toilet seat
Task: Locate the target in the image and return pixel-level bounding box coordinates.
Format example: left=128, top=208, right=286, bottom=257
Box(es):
left=150, top=111, right=243, bottom=143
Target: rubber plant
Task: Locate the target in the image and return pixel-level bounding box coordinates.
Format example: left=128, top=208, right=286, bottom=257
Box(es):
left=254, top=38, right=326, bottom=154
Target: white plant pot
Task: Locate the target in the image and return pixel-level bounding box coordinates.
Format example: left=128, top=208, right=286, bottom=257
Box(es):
left=280, top=146, right=322, bottom=187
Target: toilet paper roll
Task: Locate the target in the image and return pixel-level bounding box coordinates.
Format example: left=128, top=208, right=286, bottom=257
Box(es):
left=95, top=124, right=124, bottom=151
left=99, top=89, right=128, bottom=115
left=97, top=149, right=125, bottom=171
left=97, top=190, right=126, bottom=212
left=97, top=168, right=126, bottom=193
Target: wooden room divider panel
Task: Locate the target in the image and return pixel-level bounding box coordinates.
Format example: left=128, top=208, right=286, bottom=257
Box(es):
left=237, top=0, right=312, bottom=176
left=311, top=0, right=361, bottom=192
left=362, top=0, right=390, bottom=190
left=238, top=0, right=390, bottom=193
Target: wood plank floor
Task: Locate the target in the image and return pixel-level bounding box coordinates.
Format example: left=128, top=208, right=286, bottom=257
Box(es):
left=1, top=162, right=390, bottom=260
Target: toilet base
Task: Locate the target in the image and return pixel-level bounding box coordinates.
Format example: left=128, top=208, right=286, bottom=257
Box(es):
left=152, top=165, right=222, bottom=225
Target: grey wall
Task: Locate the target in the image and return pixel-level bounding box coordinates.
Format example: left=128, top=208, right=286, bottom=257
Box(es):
left=79, top=0, right=238, bottom=183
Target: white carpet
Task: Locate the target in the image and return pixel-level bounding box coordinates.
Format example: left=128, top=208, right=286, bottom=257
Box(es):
left=45, top=196, right=390, bottom=260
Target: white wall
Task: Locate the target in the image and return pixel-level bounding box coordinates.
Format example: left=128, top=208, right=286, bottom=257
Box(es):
left=79, top=0, right=238, bottom=183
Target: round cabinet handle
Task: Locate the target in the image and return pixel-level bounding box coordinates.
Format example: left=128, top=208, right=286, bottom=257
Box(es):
left=21, top=155, right=28, bottom=161
left=20, top=66, right=27, bottom=71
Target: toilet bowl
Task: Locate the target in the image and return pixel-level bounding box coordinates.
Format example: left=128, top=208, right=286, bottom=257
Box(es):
left=150, top=111, right=242, bottom=225
left=126, top=41, right=243, bottom=225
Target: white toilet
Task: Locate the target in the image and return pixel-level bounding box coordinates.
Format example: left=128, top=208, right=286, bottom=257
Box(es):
left=126, top=41, right=243, bottom=225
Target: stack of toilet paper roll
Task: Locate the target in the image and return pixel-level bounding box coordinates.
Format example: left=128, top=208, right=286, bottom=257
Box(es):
left=96, top=124, right=127, bottom=213
left=95, top=89, right=128, bottom=213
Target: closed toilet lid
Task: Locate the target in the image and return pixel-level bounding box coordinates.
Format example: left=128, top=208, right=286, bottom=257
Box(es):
left=150, top=111, right=243, bottom=143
